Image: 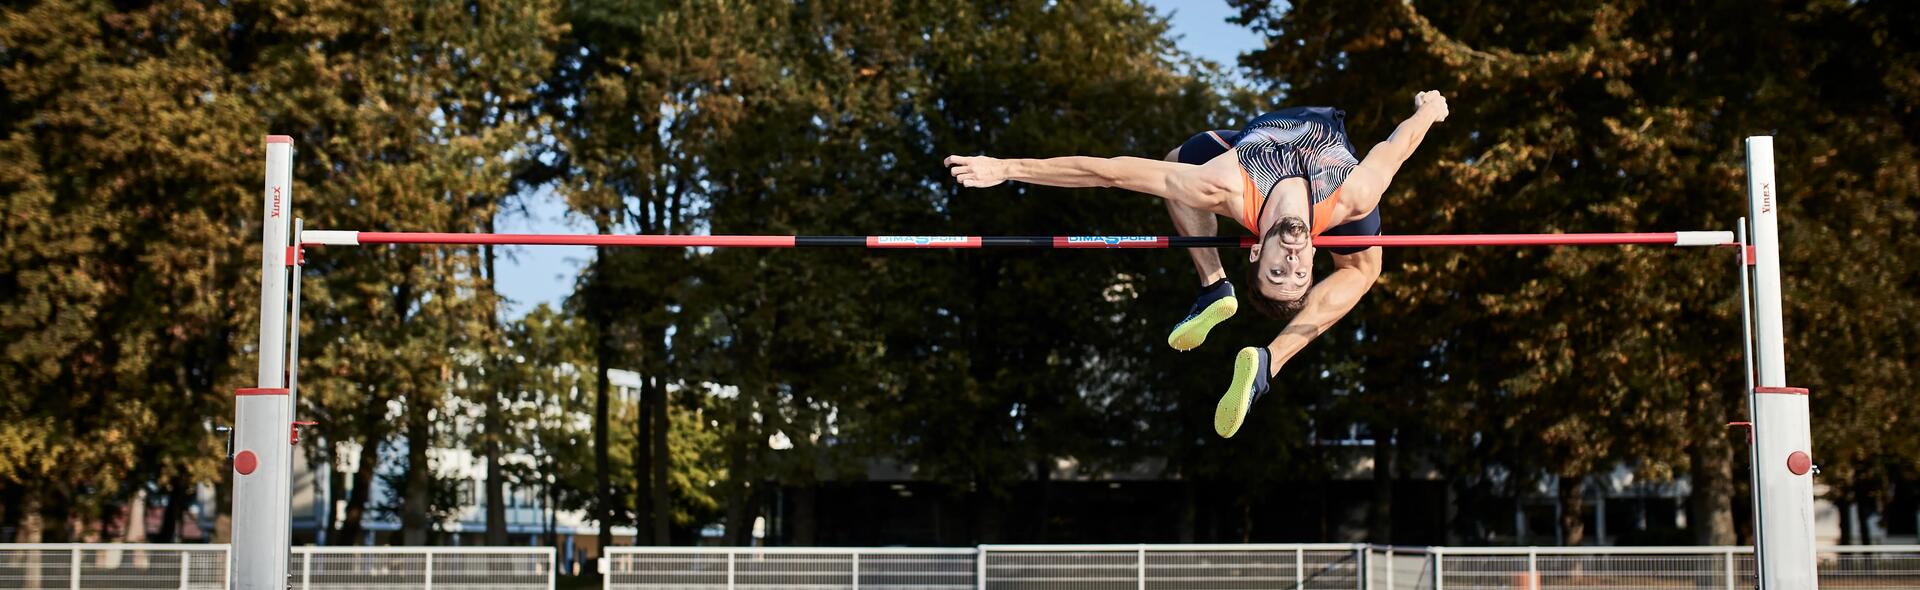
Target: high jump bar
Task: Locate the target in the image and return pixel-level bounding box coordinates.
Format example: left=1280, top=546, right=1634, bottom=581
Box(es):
left=302, top=230, right=1736, bottom=249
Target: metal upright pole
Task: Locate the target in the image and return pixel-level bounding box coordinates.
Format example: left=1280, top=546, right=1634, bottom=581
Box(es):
left=233, top=135, right=295, bottom=590
left=1745, top=136, right=1817, bottom=589
left=1737, top=221, right=1768, bottom=577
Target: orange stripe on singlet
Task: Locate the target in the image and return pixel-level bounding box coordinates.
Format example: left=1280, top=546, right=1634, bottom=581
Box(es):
left=1311, top=187, right=1343, bottom=236
left=1238, top=168, right=1345, bottom=237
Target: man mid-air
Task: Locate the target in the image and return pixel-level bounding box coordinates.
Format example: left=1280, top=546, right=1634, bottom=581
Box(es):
left=945, top=91, right=1449, bottom=438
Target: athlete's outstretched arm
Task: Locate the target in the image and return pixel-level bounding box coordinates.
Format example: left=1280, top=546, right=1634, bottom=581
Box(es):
left=944, top=154, right=1219, bottom=211
left=1262, top=248, right=1383, bottom=375
left=1342, top=91, right=1450, bottom=215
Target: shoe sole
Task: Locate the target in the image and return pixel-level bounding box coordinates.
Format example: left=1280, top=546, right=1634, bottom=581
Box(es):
left=1214, top=347, right=1260, bottom=438
left=1167, top=297, right=1238, bottom=351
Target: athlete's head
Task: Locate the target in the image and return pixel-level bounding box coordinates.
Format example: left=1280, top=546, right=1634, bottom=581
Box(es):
left=1244, top=215, right=1312, bottom=319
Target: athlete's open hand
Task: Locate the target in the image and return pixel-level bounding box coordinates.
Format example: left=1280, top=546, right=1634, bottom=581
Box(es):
left=1414, top=90, right=1449, bottom=122
left=945, top=155, right=1011, bottom=188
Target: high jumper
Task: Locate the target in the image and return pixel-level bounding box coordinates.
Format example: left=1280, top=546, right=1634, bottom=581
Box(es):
left=945, top=92, right=1453, bottom=438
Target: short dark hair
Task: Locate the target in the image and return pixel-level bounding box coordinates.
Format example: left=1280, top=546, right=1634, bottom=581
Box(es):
left=1244, top=261, right=1308, bottom=320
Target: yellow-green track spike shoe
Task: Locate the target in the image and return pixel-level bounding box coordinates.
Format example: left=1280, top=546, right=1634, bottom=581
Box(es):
left=1168, top=279, right=1238, bottom=351
left=1214, top=346, right=1272, bottom=438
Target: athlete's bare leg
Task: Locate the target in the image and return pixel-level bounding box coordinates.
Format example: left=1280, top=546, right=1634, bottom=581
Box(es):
left=1163, top=148, right=1227, bottom=286
left=1162, top=146, right=1240, bottom=352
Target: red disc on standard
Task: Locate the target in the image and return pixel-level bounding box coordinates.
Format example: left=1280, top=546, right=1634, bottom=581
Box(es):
left=235, top=450, right=258, bottom=475
left=1786, top=451, right=1811, bottom=475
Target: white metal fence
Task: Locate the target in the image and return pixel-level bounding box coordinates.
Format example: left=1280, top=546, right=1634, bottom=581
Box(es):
left=979, top=544, right=1366, bottom=590
left=0, top=544, right=554, bottom=589
left=602, top=549, right=975, bottom=588
left=600, top=544, right=1369, bottom=590
left=600, top=546, right=978, bottom=589
left=1360, top=544, right=1920, bottom=590
left=0, top=543, right=227, bottom=589
left=5, top=542, right=1916, bottom=589
left=293, top=546, right=556, bottom=590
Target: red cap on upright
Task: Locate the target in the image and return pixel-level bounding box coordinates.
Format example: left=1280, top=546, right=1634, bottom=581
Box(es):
left=264, top=135, right=293, bottom=144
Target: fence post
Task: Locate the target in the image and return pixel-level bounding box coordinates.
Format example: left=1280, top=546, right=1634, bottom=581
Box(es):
left=1365, top=547, right=1374, bottom=590
left=70, top=546, right=81, bottom=590
left=1296, top=548, right=1306, bottom=588
left=180, top=551, right=192, bottom=590
left=975, top=547, right=987, bottom=590
left=1525, top=548, right=1538, bottom=590
left=1433, top=548, right=1445, bottom=590
left=423, top=550, right=434, bottom=590
left=1356, top=546, right=1365, bottom=590
left=301, top=551, right=312, bottom=590
left=727, top=551, right=737, bottom=590
left=853, top=552, right=861, bottom=590
left=1137, top=545, right=1147, bottom=590
left=1725, top=550, right=1736, bottom=590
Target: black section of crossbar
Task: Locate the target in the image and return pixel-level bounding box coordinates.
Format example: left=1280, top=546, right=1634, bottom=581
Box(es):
left=794, top=236, right=868, bottom=247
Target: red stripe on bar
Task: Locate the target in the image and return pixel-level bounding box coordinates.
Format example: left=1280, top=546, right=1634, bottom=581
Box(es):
left=1745, top=245, right=1757, bottom=266
left=1053, top=236, right=1170, bottom=248
left=236, top=388, right=290, bottom=396
left=866, top=236, right=982, bottom=248
left=354, top=232, right=798, bottom=248
left=1313, top=233, right=1681, bottom=248
left=1754, top=386, right=1809, bottom=395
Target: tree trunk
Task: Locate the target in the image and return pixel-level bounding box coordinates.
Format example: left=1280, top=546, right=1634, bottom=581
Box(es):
left=722, top=402, right=757, bottom=546
left=484, top=229, right=510, bottom=547
left=402, top=396, right=433, bottom=545
left=722, top=483, right=756, bottom=546
left=124, top=488, right=148, bottom=543
left=18, top=494, right=43, bottom=543
left=19, top=494, right=42, bottom=587
left=156, top=477, right=191, bottom=542
left=593, top=300, right=615, bottom=551
left=1838, top=494, right=1858, bottom=545
left=1557, top=477, right=1587, bottom=546
left=335, top=434, right=380, bottom=545
left=1034, top=459, right=1053, bottom=542
left=633, top=372, right=654, bottom=545
left=1178, top=478, right=1197, bottom=543
left=545, top=460, right=559, bottom=549
left=1687, top=438, right=1737, bottom=545
left=1370, top=433, right=1396, bottom=544
left=214, top=474, right=231, bottom=543
left=1240, top=497, right=1254, bottom=543
left=969, top=476, right=1002, bottom=545
left=792, top=486, right=817, bottom=545
left=485, top=391, right=508, bottom=545
left=650, top=373, right=670, bottom=544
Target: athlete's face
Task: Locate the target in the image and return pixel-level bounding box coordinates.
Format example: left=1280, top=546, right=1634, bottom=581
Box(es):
left=1250, top=216, right=1313, bottom=303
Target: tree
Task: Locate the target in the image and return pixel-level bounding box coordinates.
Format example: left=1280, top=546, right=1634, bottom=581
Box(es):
left=2, top=0, right=279, bottom=541
left=1230, top=0, right=1920, bottom=544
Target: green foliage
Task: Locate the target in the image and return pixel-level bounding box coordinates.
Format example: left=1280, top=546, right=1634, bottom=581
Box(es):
left=1231, top=0, right=1920, bottom=541
left=3, top=0, right=1913, bottom=547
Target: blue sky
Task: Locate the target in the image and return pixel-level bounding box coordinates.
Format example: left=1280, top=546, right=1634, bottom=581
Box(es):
left=491, top=1, right=1265, bottom=317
